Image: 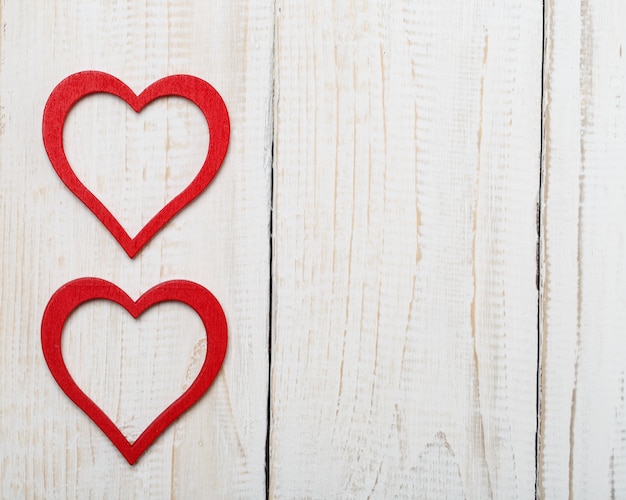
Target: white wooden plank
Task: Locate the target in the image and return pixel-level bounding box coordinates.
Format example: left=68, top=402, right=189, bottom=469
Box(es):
left=270, top=0, right=542, bottom=498
left=539, top=0, right=626, bottom=497
left=0, top=1, right=273, bottom=497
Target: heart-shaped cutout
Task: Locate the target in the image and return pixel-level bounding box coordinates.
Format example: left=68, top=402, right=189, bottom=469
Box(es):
left=41, top=278, right=228, bottom=465
left=42, top=71, right=230, bottom=258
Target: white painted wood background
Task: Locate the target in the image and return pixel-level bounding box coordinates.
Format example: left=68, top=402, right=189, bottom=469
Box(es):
left=0, top=0, right=621, bottom=498
left=539, top=0, right=626, bottom=498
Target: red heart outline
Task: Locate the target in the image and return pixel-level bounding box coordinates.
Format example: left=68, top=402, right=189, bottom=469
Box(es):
left=42, top=71, right=230, bottom=258
left=41, top=278, right=228, bottom=465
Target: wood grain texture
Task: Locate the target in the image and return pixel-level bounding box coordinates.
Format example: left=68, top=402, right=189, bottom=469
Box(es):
left=0, top=0, right=273, bottom=497
left=270, top=1, right=542, bottom=498
left=539, top=0, right=626, bottom=497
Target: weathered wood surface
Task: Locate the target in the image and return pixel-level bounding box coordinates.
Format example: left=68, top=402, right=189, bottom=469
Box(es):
left=270, top=1, right=542, bottom=497
left=7, top=0, right=617, bottom=498
left=0, top=1, right=273, bottom=497
left=539, top=0, right=626, bottom=497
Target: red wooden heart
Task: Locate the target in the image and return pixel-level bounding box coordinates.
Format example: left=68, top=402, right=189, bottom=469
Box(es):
left=42, top=71, right=230, bottom=258
left=41, top=278, right=228, bottom=465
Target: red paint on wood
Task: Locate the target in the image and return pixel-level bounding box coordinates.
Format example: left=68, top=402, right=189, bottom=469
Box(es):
left=41, top=278, right=228, bottom=465
left=42, top=71, right=230, bottom=258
